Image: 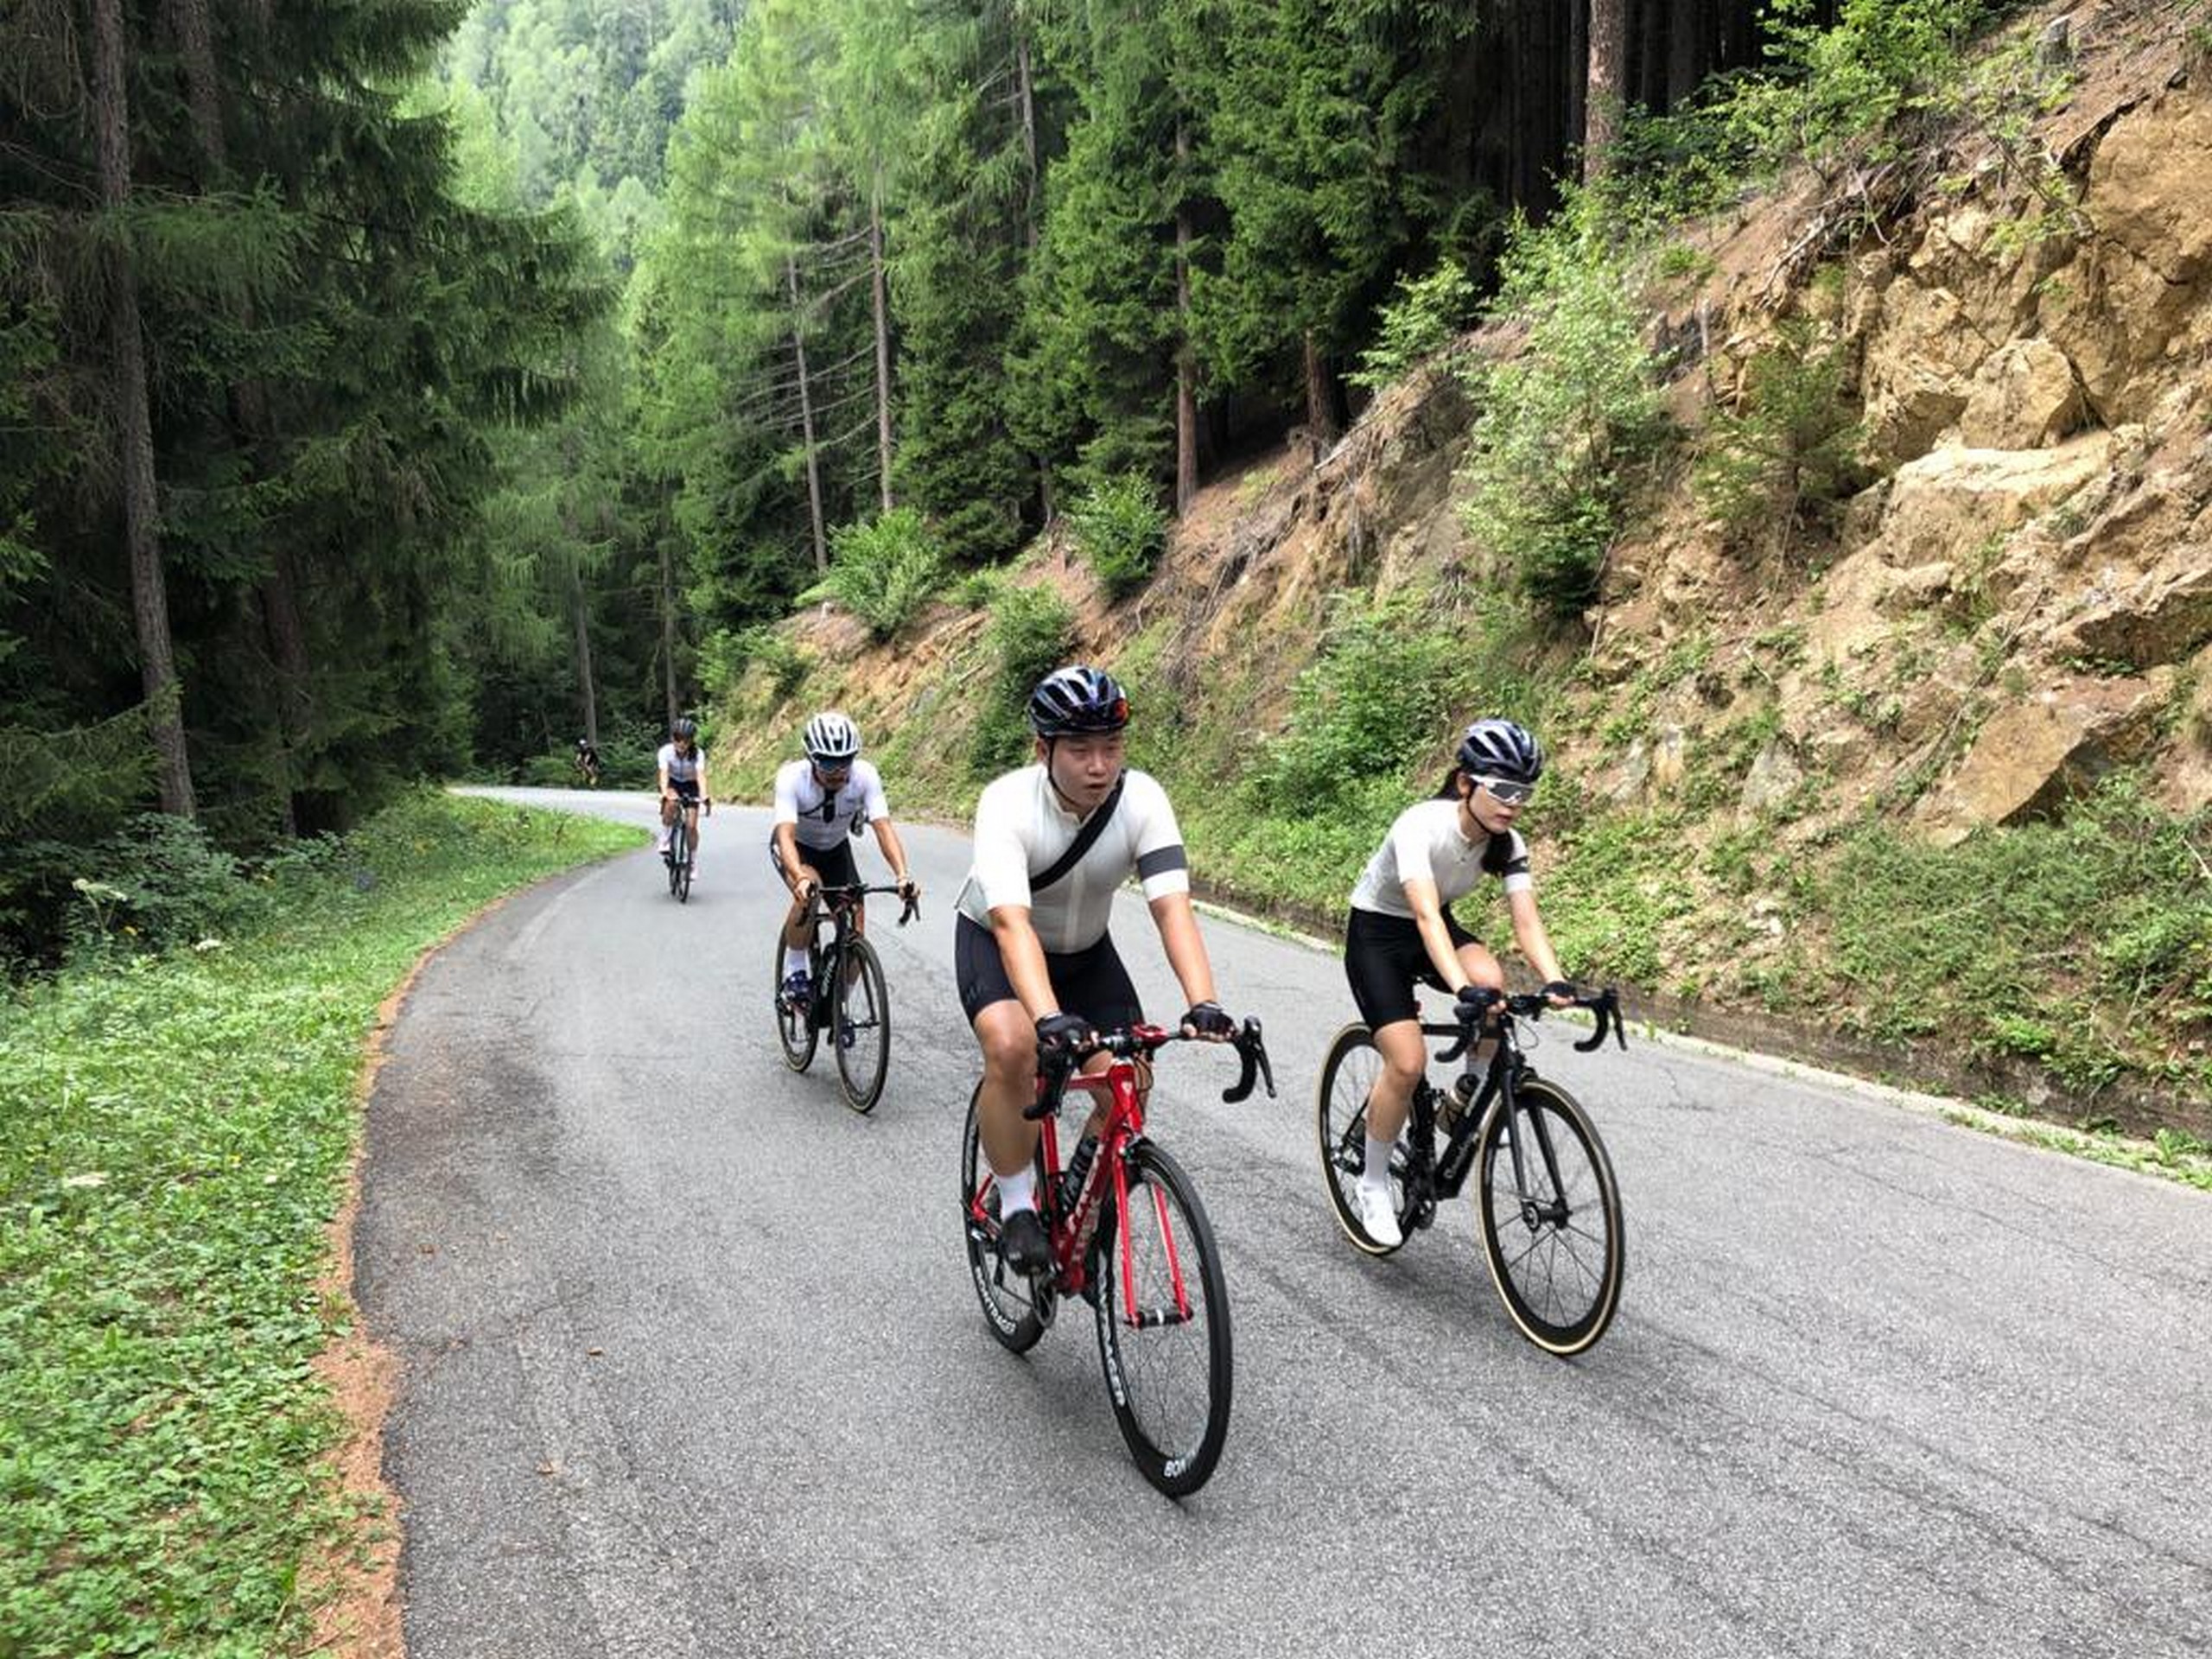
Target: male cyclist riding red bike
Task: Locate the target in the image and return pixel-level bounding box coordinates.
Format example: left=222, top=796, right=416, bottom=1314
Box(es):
left=954, top=665, right=1243, bottom=1276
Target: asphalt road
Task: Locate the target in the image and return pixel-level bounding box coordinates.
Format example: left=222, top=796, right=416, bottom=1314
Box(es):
left=357, top=786, right=2212, bottom=1658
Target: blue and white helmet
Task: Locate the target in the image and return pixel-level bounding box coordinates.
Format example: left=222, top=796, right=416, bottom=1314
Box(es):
left=804, top=710, right=861, bottom=764
left=1028, top=665, right=1129, bottom=737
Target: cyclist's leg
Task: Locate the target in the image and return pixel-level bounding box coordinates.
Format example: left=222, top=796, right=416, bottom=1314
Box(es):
left=1455, top=938, right=1507, bottom=1070
left=958, top=915, right=1042, bottom=1181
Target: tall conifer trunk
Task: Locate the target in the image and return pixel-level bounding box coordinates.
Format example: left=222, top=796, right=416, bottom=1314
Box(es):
left=569, top=563, right=600, bottom=747
left=1303, top=332, right=1338, bottom=448
left=1173, top=117, right=1196, bottom=516
left=786, top=251, right=829, bottom=573
left=1014, top=16, right=1052, bottom=520
left=1585, top=0, right=1627, bottom=180
left=658, top=529, right=680, bottom=728
left=869, top=174, right=894, bottom=512
left=93, top=0, right=194, bottom=816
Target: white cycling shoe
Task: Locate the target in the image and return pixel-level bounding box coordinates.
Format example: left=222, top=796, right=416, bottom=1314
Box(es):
left=1356, top=1181, right=1403, bottom=1249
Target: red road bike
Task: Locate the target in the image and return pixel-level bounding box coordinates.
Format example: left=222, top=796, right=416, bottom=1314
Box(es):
left=960, top=1019, right=1273, bottom=1497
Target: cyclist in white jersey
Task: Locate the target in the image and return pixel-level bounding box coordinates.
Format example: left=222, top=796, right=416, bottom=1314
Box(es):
left=1340, top=717, right=1576, bottom=1247
left=656, top=716, right=710, bottom=869
left=770, top=711, right=918, bottom=1006
left=955, top=665, right=1236, bottom=1275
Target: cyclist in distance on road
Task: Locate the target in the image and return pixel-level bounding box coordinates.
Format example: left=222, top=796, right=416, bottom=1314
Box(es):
left=1340, top=717, right=1577, bottom=1248
left=574, top=734, right=601, bottom=786
left=770, top=711, right=918, bottom=1007
left=956, top=664, right=1237, bottom=1276
left=656, top=716, right=710, bottom=872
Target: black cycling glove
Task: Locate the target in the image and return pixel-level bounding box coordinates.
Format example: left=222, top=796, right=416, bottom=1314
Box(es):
left=1542, top=980, right=1580, bottom=1002
left=1034, top=1011, right=1094, bottom=1056
left=1455, top=984, right=1502, bottom=1023
left=1180, top=1001, right=1236, bottom=1039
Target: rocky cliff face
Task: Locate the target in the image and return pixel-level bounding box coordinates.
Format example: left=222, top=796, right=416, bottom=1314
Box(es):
left=1590, top=9, right=2212, bottom=850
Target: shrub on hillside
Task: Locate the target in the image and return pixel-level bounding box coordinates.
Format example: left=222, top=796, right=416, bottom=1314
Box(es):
left=1459, top=194, right=1669, bottom=623
left=972, top=584, right=1076, bottom=777
left=1067, top=474, right=1169, bottom=601
left=1351, top=262, right=1478, bottom=392
left=1694, top=315, right=1867, bottom=552
left=800, top=507, right=947, bottom=640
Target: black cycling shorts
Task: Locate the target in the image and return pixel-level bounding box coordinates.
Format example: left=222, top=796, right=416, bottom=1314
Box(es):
left=1342, top=905, right=1482, bottom=1029
left=955, top=913, right=1143, bottom=1032
left=669, top=779, right=701, bottom=803
left=769, top=835, right=857, bottom=891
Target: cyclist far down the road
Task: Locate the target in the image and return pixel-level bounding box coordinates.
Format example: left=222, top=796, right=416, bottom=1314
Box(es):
left=656, top=717, right=710, bottom=871
left=956, top=664, right=1241, bottom=1277
left=1341, top=716, right=1577, bottom=1248
left=771, top=711, right=918, bottom=1007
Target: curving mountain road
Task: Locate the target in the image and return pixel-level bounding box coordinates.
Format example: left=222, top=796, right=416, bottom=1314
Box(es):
left=356, top=787, right=2212, bottom=1657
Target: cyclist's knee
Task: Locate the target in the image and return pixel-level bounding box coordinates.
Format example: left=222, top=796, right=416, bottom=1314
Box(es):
left=977, top=1021, right=1035, bottom=1085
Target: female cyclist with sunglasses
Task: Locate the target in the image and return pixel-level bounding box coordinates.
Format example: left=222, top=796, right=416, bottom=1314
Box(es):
left=1338, top=717, right=1578, bottom=1248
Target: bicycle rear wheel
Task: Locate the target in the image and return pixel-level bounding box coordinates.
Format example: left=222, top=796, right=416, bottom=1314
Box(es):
left=773, top=934, right=817, bottom=1072
left=1093, top=1141, right=1231, bottom=1497
left=832, top=936, right=891, bottom=1114
left=959, top=1084, right=1052, bottom=1352
left=1475, top=1077, right=1624, bottom=1356
left=1314, top=1023, right=1409, bottom=1256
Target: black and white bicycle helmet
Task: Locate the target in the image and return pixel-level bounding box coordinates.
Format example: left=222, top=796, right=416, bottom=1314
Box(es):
left=1028, top=665, right=1129, bottom=737
left=671, top=715, right=699, bottom=742
left=1455, top=718, right=1544, bottom=785
left=803, top=710, right=861, bottom=764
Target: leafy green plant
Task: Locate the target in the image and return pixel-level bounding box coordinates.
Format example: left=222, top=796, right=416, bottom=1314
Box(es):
left=800, top=507, right=948, bottom=640
left=1066, top=474, right=1170, bottom=601
left=971, top=584, right=1076, bottom=777
left=1349, top=260, right=1477, bottom=392
left=1459, top=193, right=1669, bottom=621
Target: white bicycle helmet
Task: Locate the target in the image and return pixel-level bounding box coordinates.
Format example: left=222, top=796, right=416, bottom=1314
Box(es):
left=804, top=710, right=861, bottom=764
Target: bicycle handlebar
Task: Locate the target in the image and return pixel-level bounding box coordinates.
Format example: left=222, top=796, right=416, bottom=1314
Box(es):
left=1023, top=1016, right=1274, bottom=1119
left=808, top=880, right=922, bottom=925
left=1434, top=986, right=1627, bottom=1063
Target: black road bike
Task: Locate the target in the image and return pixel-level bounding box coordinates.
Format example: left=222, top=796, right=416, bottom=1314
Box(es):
left=663, top=796, right=708, bottom=903
left=774, top=881, right=918, bottom=1113
left=1317, top=988, right=1628, bottom=1356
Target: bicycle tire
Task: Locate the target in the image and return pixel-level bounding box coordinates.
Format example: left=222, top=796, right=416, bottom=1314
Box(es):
left=1093, top=1140, right=1232, bottom=1497
left=667, top=817, right=689, bottom=899
left=1314, top=1023, right=1410, bottom=1257
left=832, top=936, right=891, bottom=1115
left=773, top=932, right=818, bottom=1073
left=959, top=1084, right=1052, bottom=1352
left=1475, top=1076, right=1624, bottom=1356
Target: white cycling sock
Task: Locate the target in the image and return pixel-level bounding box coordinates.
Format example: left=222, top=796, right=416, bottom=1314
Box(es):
left=1363, top=1135, right=1396, bottom=1192
left=995, top=1166, right=1035, bottom=1215
left=784, top=946, right=808, bottom=978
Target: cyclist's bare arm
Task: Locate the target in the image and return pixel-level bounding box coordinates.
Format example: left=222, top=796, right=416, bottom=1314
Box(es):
left=1146, top=890, right=1219, bottom=1018
left=1400, top=877, right=1473, bottom=994
left=986, top=905, right=1060, bottom=1021
left=870, top=818, right=916, bottom=892
left=773, top=823, right=819, bottom=899
left=1505, top=887, right=1570, bottom=995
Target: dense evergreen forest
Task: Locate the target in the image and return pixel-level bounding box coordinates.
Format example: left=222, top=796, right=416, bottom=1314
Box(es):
left=2, top=0, right=1836, bottom=963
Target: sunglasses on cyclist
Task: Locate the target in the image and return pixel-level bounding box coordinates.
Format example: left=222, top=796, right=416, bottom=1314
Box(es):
left=1472, top=776, right=1535, bottom=806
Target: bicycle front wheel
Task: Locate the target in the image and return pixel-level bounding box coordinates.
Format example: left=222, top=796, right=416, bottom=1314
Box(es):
left=1093, top=1141, right=1231, bottom=1497
left=1314, top=1023, right=1408, bottom=1257
left=667, top=819, right=689, bottom=899
left=773, top=934, right=817, bottom=1073
left=1476, top=1077, right=1624, bottom=1356
left=833, top=936, right=891, bottom=1114
left=959, top=1084, right=1052, bottom=1353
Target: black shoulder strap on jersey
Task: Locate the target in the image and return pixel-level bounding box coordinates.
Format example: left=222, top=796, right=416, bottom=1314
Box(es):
left=1032, top=773, right=1126, bottom=893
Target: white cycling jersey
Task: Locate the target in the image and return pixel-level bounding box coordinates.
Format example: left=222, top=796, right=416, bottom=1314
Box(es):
left=656, top=742, right=705, bottom=787
left=1350, top=798, right=1530, bottom=919
left=772, top=757, right=890, bottom=851
left=955, top=765, right=1189, bottom=954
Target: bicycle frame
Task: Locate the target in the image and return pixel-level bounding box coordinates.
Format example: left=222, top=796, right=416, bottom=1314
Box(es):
left=1404, top=989, right=1623, bottom=1216
left=800, top=883, right=913, bottom=1025
left=1034, top=1057, right=1175, bottom=1325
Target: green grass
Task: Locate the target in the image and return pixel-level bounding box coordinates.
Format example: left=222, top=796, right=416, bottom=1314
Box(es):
left=0, top=791, right=639, bottom=1657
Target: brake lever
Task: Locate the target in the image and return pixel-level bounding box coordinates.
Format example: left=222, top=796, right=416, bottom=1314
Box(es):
left=1572, top=988, right=1625, bottom=1052
left=1021, top=1046, right=1081, bottom=1120
left=899, top=892, right=920, bottom=925
left=1220, top=1018, right=1275, bottom=1103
